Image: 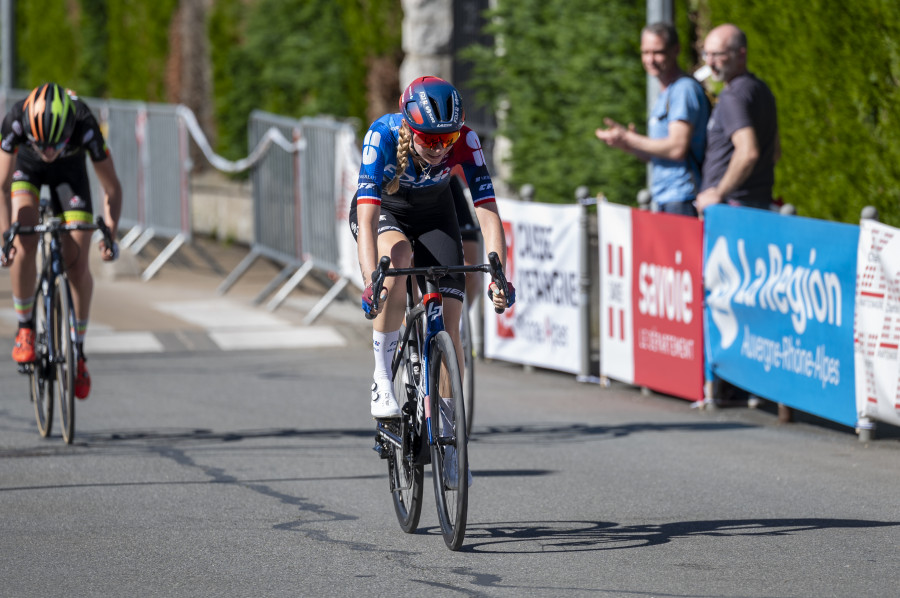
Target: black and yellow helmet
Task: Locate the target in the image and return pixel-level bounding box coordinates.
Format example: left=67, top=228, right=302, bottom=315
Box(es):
left=22, top=83, right=76, bottom=147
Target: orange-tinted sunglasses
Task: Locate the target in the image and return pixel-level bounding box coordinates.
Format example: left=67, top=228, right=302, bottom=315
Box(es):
left=412, top=129, right=460, bottom=149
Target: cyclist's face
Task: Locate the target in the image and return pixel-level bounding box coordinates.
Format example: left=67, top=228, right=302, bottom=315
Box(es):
left=31, top=142, right=64, bottom=163
left=412, top=137, right=453, bottom=165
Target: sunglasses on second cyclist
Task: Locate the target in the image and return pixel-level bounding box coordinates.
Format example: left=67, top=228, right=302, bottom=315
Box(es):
left=412, top=129, right=460, bottom=149
left=31, top=140, right=67, bottom=154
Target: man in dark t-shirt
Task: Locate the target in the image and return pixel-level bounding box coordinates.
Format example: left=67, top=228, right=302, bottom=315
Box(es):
left=696, top=24, right=780, bottom=213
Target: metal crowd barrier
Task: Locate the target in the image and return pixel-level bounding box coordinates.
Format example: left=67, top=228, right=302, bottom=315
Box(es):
left=216, top=110, right=359, bottom=324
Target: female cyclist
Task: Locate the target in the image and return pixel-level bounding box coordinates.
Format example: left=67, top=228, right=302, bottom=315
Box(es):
left=0, top=82, right=122, bottom=400
left=349, top=76, right=513, bottom=419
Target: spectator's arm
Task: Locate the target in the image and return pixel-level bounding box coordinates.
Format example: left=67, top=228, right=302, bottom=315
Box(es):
left=695, top=126, right=759, bottom=212
left=623, top=119, right=693, bottom=162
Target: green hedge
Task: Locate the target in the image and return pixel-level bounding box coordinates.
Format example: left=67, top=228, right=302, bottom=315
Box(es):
left=706, top=0, right=900, bottom=225
left=462, top=0, right=647, bottom=204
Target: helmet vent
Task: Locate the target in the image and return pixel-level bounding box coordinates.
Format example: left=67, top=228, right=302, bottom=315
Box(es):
left=428, top=97, right=441, bottom=120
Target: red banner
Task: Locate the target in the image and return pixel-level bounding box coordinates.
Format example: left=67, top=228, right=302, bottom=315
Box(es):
left=630, top=210, right=704, bottom=400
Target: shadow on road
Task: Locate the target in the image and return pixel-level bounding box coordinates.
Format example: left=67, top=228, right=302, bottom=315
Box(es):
left=473, top=420, right=757, bottom=445
left=452, top=518, right=900, bottom=553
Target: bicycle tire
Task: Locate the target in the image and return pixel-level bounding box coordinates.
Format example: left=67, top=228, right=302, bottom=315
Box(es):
left=53, top=276, right=76, bottom=444
left=387, top=342, right=424, bottom=533
left=30, top=282, right=53, bottom=438
left=428, top=330, right=468, bottom=550
left=460, top=297, right=475, bottom=436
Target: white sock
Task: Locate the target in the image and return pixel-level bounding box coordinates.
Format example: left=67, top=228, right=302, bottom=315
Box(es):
left=372, top=329, right=400, bottom=383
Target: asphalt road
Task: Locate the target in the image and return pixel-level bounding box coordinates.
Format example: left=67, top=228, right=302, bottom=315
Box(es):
left=1, top=239, right=899, bottom=598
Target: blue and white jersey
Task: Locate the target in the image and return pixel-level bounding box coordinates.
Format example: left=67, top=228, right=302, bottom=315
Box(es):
left=356, top=113, right=495, bottom=208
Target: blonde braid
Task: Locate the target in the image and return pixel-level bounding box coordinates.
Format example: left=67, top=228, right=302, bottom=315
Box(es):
left=385, top=121, right=412, bottom=195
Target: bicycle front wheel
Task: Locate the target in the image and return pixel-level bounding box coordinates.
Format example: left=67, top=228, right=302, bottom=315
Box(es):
left=388, top=338, right=424, bottom=533
left=460, top=297, right=475, bottom=436
left=52, top=276, right=76, bottom=444
left=31, top=283, right=53, bottom=438
left=428, top=330, right=468, bottom=550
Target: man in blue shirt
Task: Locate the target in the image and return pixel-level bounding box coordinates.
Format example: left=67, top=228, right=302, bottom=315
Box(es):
left=596, top=22, right=710, bottom=216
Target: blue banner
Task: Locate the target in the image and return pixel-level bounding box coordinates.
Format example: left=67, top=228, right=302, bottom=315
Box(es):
left=703, top=206, right=860, bottom=427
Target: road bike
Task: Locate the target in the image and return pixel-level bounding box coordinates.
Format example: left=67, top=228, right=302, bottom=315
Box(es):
left=367, top=251, right=510, bottom=550
left=2, top=207, right=114, bottom=444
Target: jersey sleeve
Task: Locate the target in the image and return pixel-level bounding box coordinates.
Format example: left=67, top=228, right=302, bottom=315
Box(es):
left=73, top=100, right=111, bottom=162
left=455, top=128, right=495, bottom=207
left=356, top=118, right=396, bottom=206
left=0, top=101, right=26, bottom=154
left=667, top=78, right=703, bottom=126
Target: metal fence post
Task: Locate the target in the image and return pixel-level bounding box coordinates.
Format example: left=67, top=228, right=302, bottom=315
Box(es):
left=857, top=205, right=880, bottom=443
left=575, top=185, right=601, bottom=384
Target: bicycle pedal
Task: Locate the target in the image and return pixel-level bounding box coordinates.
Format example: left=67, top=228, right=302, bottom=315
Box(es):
left=16, top=362, right=33, bottom=375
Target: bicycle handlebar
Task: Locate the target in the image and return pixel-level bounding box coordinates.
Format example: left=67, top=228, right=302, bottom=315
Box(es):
left=365, top=251, right=512, bottom=319
left=1, top=217, right=116, bottom=263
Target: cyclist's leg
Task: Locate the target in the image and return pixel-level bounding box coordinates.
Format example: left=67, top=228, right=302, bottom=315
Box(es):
left=53, top=165, right=96, bottom=331
left=8, top=178, right=41, bottom=363
left=51, top=173, right=95, bottom=399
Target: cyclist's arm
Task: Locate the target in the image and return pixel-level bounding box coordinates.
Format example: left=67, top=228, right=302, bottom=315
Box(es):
left=0, top=149, right=14, bottom=235
left=90, top=154, right=122, bottom=241
left=356, top=202, right=381, bottom=287
left=474, top=202, right=506, bottom=272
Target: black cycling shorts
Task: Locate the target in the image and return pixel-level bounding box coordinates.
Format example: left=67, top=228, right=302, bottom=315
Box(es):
left=10, top=152, right=95, bottom=222
left=349, top=182, right=465, bottom=301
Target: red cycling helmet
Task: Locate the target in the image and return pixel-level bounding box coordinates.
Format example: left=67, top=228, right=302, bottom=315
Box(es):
left=399, top=76, right=465, bottom=134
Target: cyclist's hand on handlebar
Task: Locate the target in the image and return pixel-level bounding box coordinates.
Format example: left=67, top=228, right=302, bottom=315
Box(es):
left=1, top=229, right=16, bottom=267
left=361, top=284, right=388, bottom=317
left=488, top=280, right=516, bottom=312
left=99, top=239, right=119, bottom=262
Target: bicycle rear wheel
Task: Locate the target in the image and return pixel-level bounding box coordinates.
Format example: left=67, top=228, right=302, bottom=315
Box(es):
left=30, top=283, right=53, bottom=438
left=52, top=276, right=76, bottom=444
left=460, top=297, right=475, bottom=436
left=388, top=339, right=424, bottom=533
left=428, top=330, right=468, bottom=551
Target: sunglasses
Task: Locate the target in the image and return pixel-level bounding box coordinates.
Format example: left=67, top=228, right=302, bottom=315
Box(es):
left=31, top=140, right=67, bottom=153
left=412, top=130, right=460, bottom=149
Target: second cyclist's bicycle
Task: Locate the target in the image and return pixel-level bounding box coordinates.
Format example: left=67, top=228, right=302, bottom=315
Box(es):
left=2, top=210, right=114, bottom=444
left=368, top=251, right=510, bottom=550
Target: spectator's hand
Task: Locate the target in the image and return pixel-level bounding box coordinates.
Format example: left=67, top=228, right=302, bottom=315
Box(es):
left=695, top=187, right=722, bottom=214
left=595, top=118, right=633, bottom=150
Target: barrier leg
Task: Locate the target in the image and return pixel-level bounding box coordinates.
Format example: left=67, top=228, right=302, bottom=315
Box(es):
left=141, top=233, right=187, bottom=281
left=130, top=227, right=157, bottom=256
left=217, top=248, right=262, bottom=295
left=856, top=417, right=876, bottom=443
left=119, top=225, right=144, bottom=250
left=266, top=261, right=315, bottom=311
left=252, top=264, right=300, bottom=305
left=302, top=277, right=349, bottom=325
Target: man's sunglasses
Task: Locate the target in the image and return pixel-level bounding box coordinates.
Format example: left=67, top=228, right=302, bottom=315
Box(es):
left=412, top=130, right=460, bottom=149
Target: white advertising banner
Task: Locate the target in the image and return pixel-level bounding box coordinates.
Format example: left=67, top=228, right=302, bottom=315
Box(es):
left=598, top=202, right=635, bottom=384
left=854, top=219, right=900, bottom=427
left=483, top=197, right=583, bottom=373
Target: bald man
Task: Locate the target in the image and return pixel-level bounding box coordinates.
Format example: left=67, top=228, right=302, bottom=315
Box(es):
left=695, top=24, right=780, bottom=213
